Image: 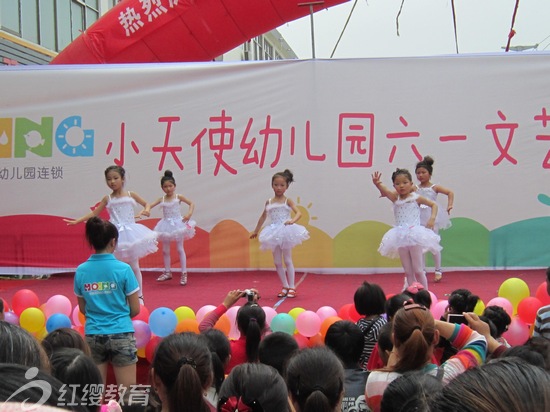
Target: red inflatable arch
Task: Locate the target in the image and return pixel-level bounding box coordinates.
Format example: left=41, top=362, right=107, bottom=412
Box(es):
left=50, top=0, right=348, bottom=64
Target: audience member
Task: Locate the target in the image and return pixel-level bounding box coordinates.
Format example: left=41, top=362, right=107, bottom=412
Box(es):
left=42, top=328, right=92, bottom=357
left=428, top=358, right=550, bottom=412
left=258, top=331, right=299, bottom=376
left=150, top=332, right=213, bottom=412
left=525, top=336, right=550, bottom=371
left=217, top=363, right=290, bottom=412
left=482, top=305, right=511, bottom=347
left=533, top=267, right=550, bottom=339
left=403, top=282, right=432, bottom=308
left=202, top=328, right=231, bottom=411
left=0, top=320, right=50, bottom=371
left=286, top=347, right=345, bottom=412
left=0, top=297, right=4, bottom=320
left=380, top=371, right=443, bottom=412
left=353, top=282, right=387, bottom=369
left=199, top=289, right=266, bottom=373
left=365, top=302, right=486, bottom=412
left=324, top=321, right=368, bottom=412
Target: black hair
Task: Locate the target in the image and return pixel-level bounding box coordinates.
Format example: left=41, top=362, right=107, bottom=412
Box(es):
left=286, top=347, right=345, bottom=412
left=385, top=294, right=409, bottom=320
left=152, top=332, right=212, bottom=412
left=391, top=168, right=412, bottom=183
left=202, top=328, right=231, bottom=394
left=546, top=266, right=550, bottom=283
left=218, top=363, right=290, bottom=412
left=482, top=305, right=511, bottom=338
left=354, top=281, right=386, bottom=316
left=104, top=165, right=125, bottom=179
left=415, top=155, right=435, bottom=175
left=526, top=337, right=550, bottom=372
left=501, top=347, right=546, bottom=369
left=381, top=371, right=443, bottom=412
left=161, top=170, right=176, bottom=186
left=403, top=289, right=433, bottom=309
left=0, top=321, right=50, bottom=371
left=236, top=303, right=266, bottom=363
left=258, top=331, right=299, bottom=376
left=377, top=322, right=394, bottom=364
left=448, top=288, right=479, bottom=313
left=49, top=348, right=103, bottom=412
left=85, top=216, right=119, bottom=251
left=324, top=320, right=365, bottom=368
left=272, top=169, right=294, bottom=185
left=0, top=297, right=4, bottom=313
left=42, top=327, right=92, bottom=358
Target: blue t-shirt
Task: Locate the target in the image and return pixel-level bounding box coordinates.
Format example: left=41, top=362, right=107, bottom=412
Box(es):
left=74, top=253, right=139, bottom=335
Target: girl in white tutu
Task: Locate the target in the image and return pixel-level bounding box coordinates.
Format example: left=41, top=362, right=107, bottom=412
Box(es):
left=415, top=156, right=454, bottom=282
left=149, top=170, right=195, bottom=286
left=250, top=169, right=309, bottom=298
left=372, top=169, right=441, bottom=290
left=65, top=165, right=158, bottom=304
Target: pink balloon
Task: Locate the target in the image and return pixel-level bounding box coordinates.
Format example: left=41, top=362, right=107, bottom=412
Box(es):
left=72, top=306, right=82, bottom=326
left=429, top=291, right=438, bottom=307
left=44, top=295, right=73, bottom=318
left=296, top=311, right=321, bottom=338
left=503, top=316, right=530, bottom=346
left=431, top=300, right=448, bottom=320
left=262, top=306, right=277, bottom=325
left=487, top=297, right=513, bottom=317
left=196, top=305, right=216, bottom=323
left=4, top=311, right=19, bottom=326
left=316, top=306, right=337, bottom=322
left=132, top=320, right=152, bottom=348
left=226, top=306, right=241, bottom=324
left=293, top=333, right=309, bottom=349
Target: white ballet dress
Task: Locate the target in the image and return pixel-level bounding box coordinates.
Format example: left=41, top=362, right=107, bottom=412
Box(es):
left=258, top=199, right=309, bottom=251
left=378, top=193, right=442, bottom=259
left=106, top=193, right=158, bottom=262
left=416, top=185, right=452, bottom=231
left=153, top=195, right=196, bottom=242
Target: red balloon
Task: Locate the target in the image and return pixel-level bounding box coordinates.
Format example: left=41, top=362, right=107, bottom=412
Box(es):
left=293, top=333, right=309, bottom=349
left=1, top=298, right=9, bottom=312
left=517, top=297, right=543, bottom=324
left=502, top=316, right=531, bottom=346
left=132, top=305, right=150, bottom=323
left=338, top=304, right=353, bottom=321
left=145, top=335, right=162, bottom=364
left=535, top=282, right=550, bottom=306
left=12, top=289, right=40, bottom=316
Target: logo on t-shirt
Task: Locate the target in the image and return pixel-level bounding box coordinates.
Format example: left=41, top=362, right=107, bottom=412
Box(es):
left=84, top=281, right=118, bottom=292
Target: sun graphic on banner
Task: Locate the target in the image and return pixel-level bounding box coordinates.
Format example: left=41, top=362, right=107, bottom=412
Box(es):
left=295, top=196, right=318, bottom=224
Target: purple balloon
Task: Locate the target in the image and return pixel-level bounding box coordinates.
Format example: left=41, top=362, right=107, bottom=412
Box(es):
left=4, top=311, right=19, bottom=325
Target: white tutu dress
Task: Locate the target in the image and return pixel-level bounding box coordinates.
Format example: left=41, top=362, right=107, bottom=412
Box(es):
left=154, top=195, right=196, bottom=242
left=259, top=199, right=309, bottom=251
left=378, top=193, right=442, bottom=259
left=106, top=193, right=158, bottom=262
left=416, top=185, right=452, bottom=231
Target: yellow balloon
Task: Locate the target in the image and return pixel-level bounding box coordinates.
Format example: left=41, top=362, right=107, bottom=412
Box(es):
left=473, top=299, right=485, bottom=316
left=137, top=347, right=146, bottom=358
left=174, top=306, right=196, bottom=322
left=20, top=307, right=46, bottom=333
left=498, top=277, right=530, bottom=314
left=288, top=307, right=306, bottom=320
left=33, top=326, right=48, bottom=341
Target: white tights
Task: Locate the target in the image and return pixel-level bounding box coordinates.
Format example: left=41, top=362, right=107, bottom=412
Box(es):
left=423, top=227, right=442, bottom=271
left=398, top=245, right=428, bottom=290
left=162, top=241, right=187, bottom=273
left=272, top=247, right=295, bottom=289
left=128, top=259, right=143, bottom=297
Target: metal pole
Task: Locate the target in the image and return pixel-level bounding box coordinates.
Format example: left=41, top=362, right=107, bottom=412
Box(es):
left=298, top=1, right=324, bottom=59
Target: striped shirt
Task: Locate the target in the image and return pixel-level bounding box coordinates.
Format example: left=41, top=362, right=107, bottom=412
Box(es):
left=357, top=316, right=387, bottom=370
left=533, top=304, right=550, bottom=339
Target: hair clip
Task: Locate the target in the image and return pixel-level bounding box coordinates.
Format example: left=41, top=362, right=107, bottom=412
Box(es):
left=406, top=282, right=425, bottom=294
left=403, top=303, right=427, bottom=311
left=177, top=356, right=196, bottom=369
left=219, top=396, right=262, bottom=412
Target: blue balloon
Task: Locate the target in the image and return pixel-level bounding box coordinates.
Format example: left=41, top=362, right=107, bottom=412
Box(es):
left=270, top=313, right=296, bottom=335
left=149, top=307, right=177, bottom=337
left=46, top=313, right=72, bottom=333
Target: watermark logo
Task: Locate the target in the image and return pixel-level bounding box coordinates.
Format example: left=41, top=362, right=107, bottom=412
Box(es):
left=3, top=367, right=52, bottom=411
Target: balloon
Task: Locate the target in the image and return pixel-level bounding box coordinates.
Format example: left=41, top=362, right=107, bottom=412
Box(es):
left=535, top=282, right=550, bottom=306
left=175, top=319, right=200, bottom=334
left=293, top=333, right=309, bottom=349
left=132, top=320, right=152, bottom=348
left=12, top=289, right=40, bottom=316
left=498, top=278, right=530, bottom=314
left=262, top=306, right=278, bottom=325
left=73, top=325, right=85, bottom=336
left=316, top=306, right=337, bottom=322
left=502, top=316, right=530, bottom=346
left=44, top=295, right=72, bottom=318
left=137, top=347, right=146, bottom=359
left=34, top=327, right=48, bottom=341
left=214, top=314, right=231, bottom=336
left=20, top=307, right=45, bottom=333
left=145, top=336, right=162, bottom=363
left=132, top=305, right=150, bottom=323
left=338, top=304, right=354, bottom=321
left=46, top=313, right=72, bottom=333
left=174, top=306, right=196, bottom=322
left=431, top=300, right=448, bottom=320
left=487, top=297, right=513, bottom=317
left=348, top=305, right=361, bottom=322
left=288, top=307, right=305, bottom=320
left=320, top=316, right=342, bottom=338
left=428, top=291, right=438, bottom=307
left=72, top=306, right=86, bottom=326
left=473, top=299, right=485, bottom=316
left=296, top=311, right=322, bottom=337
left=149, top=307, right=177, bottom=337
left=308, top=333, right=324, bottom=347
left=4, top=311, right=19, bottom=325
left=226, top=306, right=241, bottom=325
left=196, top=305, right=216, bottom=323
left=517, top=297, right=543, bottom=325
left=270, top=313, right=296, bottom=335
left=1, top=298, right=9, bottom=312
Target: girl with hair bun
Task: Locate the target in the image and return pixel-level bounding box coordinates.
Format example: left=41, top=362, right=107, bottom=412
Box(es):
left=149, top=170, right=196, bottom=285
left=250, top=169, right=309, bottom=298
left=415, top=156, right=454, bottom=282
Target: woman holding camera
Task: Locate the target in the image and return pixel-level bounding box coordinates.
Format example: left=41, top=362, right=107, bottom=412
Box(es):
left=199, top=289, right=267, bottom=373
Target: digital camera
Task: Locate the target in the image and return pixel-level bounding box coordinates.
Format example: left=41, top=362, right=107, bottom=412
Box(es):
left=244, top=289, right=255, bottom=302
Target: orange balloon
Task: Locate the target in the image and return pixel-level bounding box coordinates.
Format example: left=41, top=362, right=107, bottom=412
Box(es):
left=137, top=347, right=146, bottom=359
left=175, top=319, right=200, bottom=334
left=214, top=314, right=231, bottom=336
left=320, top=316, right=342, bottom=339
left=308, top=333, right=324, bottom=347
